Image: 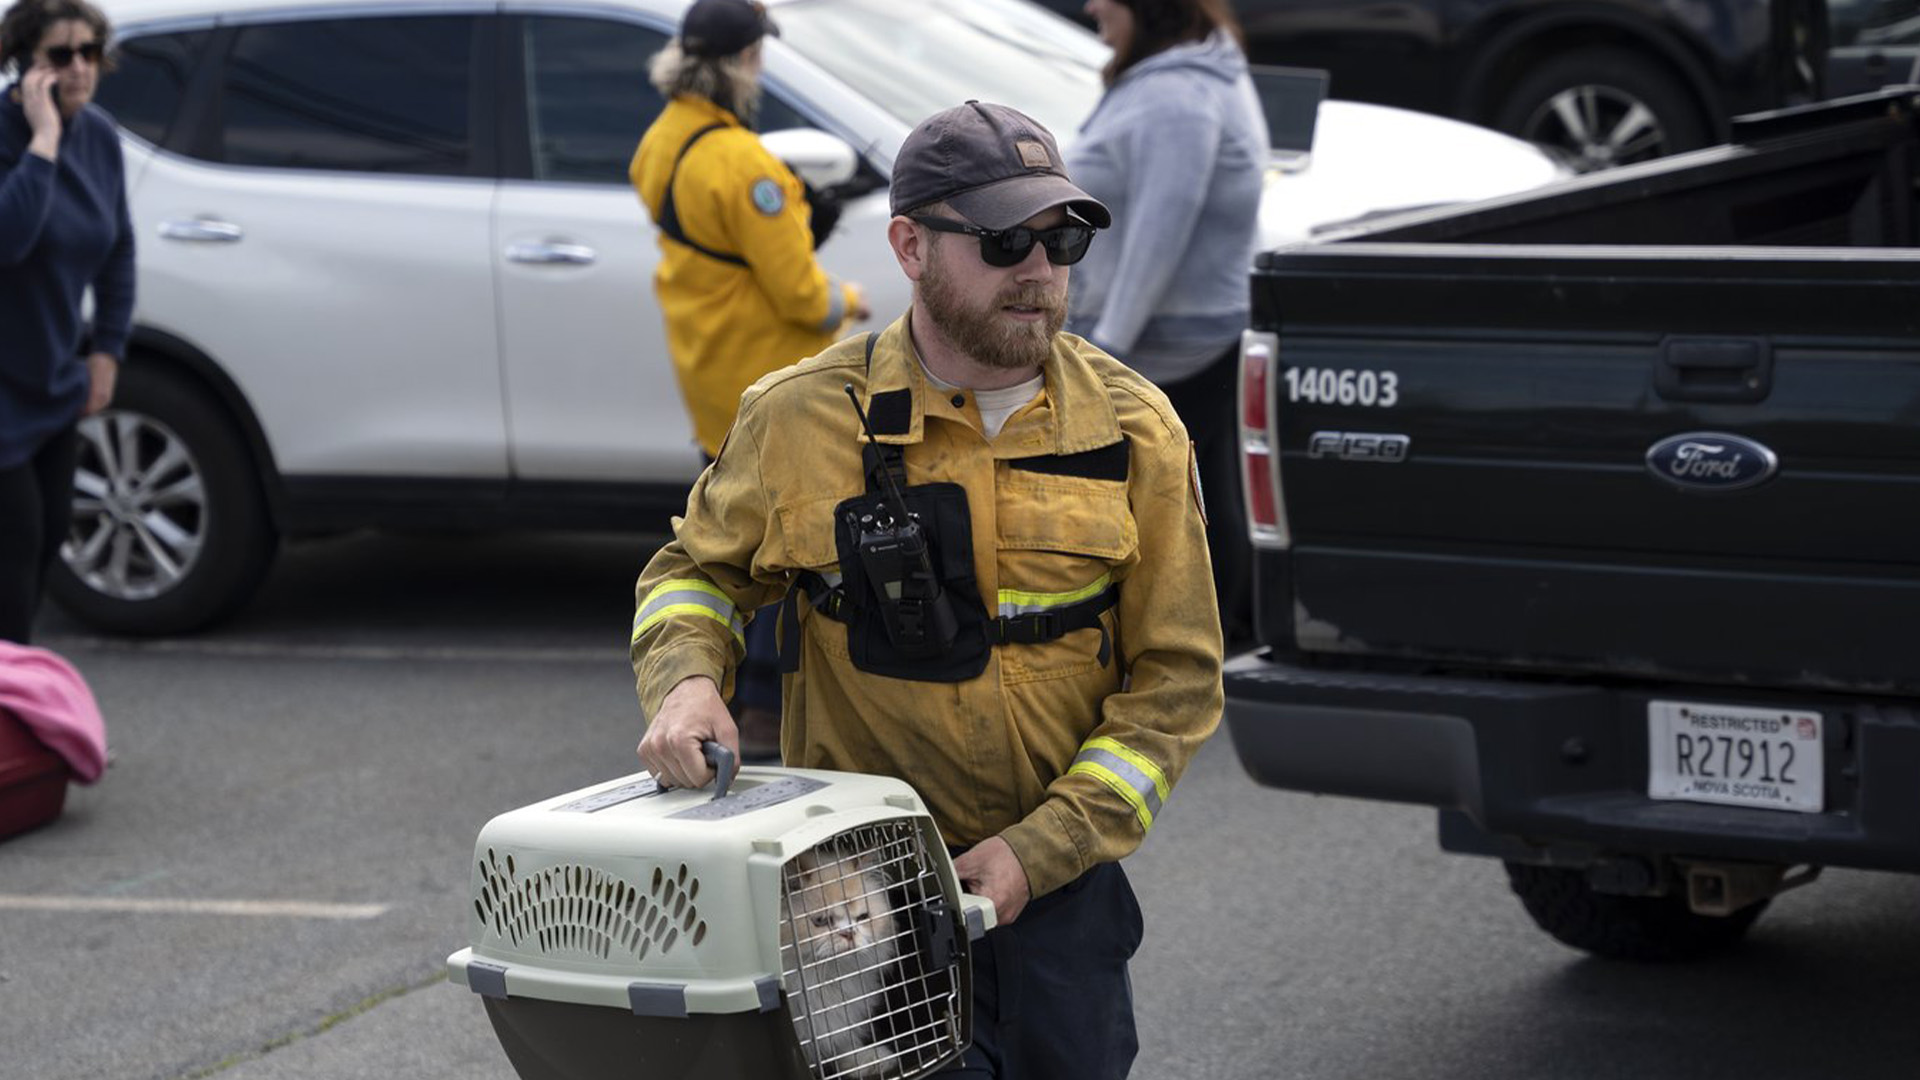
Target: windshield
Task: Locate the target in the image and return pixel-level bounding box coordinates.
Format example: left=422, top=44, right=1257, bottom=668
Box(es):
left=773, top=0, right=1108, bottom=140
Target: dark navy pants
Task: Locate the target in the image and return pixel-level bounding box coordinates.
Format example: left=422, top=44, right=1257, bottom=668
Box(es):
left=1160, top=342, right=1252, bottom=650
left=0, top=427, right=78, bottom=644
left=735, top=604, right=782, bottom=712
left=941, top=861, right=1144, bottom=1080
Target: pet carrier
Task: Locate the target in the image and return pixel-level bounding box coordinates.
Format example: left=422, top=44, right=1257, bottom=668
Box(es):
left=447, top=743, right=995, bottom=1080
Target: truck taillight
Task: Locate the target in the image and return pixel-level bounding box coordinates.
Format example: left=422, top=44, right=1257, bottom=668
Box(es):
left=1238, top=331, right=1289, bottom=550
left=1242, top=343, right=1268, bottom=431
left=1243, top=447, right=1278, bottom=528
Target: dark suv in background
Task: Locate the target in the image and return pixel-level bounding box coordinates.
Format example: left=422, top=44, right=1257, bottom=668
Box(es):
left=1036, top=1, right=1918, bottom=171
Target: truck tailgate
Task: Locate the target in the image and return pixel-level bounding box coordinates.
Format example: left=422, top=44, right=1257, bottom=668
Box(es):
left=1257, top=244, right=1920, bottom=692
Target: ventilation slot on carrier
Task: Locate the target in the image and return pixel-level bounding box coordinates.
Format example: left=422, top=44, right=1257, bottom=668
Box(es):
left=475, top=850, right=706, bottom=960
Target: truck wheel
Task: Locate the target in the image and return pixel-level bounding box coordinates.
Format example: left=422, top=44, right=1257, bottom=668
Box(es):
left=1493, top=48, right=1709, bottom=172
left=1504, top=862, right=1767, bottom=961
left=48, top=364, right=278, bottom=635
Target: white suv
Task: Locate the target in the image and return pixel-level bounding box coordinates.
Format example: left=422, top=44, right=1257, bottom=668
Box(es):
left=66, top=0, right=1560, bottom=634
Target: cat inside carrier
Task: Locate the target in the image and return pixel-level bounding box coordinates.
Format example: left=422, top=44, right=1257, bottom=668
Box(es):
left=447, top=744, right=995, bottom=1080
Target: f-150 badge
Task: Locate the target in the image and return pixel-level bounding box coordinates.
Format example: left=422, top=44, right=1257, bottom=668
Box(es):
left=1308, top=431, right=1409, bottom=462
left=1646, top=432, right=1778, bottom=492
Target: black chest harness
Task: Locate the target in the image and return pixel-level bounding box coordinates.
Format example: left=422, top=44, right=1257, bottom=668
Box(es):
left=654, top=121, right=839, bottom=264
left=655, top=123, right=750, bottom=268
left=779, top=334, right=1121, bottom=683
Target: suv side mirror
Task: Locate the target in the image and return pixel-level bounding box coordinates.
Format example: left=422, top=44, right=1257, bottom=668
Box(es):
left=760, top=128, right=860, bottom=191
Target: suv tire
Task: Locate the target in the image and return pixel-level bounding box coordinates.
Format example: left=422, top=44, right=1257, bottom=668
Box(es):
left=1505, top=861, right=1767, bottom=961
left=49, top=363, right=278, bottom=635
left=1494, top=47, right=1709, bottom=172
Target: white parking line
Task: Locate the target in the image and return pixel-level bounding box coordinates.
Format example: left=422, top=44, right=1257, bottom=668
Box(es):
left=43, top=635, right=615, bottom=664
left=0, top=895, right=390, bottom=919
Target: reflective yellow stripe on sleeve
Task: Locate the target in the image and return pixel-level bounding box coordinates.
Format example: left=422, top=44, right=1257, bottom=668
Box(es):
left=997, top=572, right=1113, bottom=617
left=817, top=277, right=848, bottom=332
left=632, top=578, right=745, bottom=648
left=1066, top=735, right=1169, bottom=832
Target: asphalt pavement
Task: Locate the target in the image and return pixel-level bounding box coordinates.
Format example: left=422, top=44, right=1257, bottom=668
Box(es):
left=5, top=530, right=1918, bottom=1080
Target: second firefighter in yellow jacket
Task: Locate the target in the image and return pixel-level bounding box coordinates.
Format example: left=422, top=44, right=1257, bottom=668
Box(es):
left=630, top=0, right=866, bottom=761
left=629, top=1, right=866, bottom=458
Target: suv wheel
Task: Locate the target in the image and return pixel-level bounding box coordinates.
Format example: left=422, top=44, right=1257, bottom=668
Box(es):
left=49, top=364, right=278, bottom=635
left=1505, top=862, right=1767, bottom=961
left=1495, top=48, right=1709, bottom=172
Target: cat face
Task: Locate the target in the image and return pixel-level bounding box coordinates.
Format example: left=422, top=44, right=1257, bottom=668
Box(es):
left=781, top=848, right=897, bottom=964
left=779, top=845, right=908, bottom=1079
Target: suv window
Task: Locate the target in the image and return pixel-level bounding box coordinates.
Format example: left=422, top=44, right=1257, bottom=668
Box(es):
left=523, top=16, right=668, bottom=183
left=1831, top=0, right=1920, bottom=46
left=96, top=29, right=211, bottom=146
left=755, top=87, right=817, bottom=134
left=519, top=15, right=820, bottom=185
left=217, top=16, right=475, bottom=175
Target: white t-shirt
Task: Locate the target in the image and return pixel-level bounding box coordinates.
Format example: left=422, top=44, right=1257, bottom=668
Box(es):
left=921, top=363, right=1044, bottom=439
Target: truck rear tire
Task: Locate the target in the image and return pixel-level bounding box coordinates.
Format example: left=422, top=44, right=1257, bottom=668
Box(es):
left=1504, top=862, right=1766, bottom=961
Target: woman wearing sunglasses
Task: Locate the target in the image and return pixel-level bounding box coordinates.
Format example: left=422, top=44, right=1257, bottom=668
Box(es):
left=1065, top=0, right=1268, bottom=652
left=0, top=0, right=132, bottom=642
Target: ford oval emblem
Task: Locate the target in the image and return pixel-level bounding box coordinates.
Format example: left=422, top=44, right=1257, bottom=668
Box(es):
left=1645, top=432, right=1779, bottom=492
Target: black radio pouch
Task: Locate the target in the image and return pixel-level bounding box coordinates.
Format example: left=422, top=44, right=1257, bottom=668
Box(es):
left=829, top=475, right=991, bottom=682
left=776, top=331, right=991, bottom=682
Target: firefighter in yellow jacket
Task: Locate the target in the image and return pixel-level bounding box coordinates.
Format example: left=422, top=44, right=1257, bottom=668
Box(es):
left=629, top=0, right=868, bottom=460
left=630, top=101, right=1223, bottom=1080
left=630, top=0, right=867, bottom=759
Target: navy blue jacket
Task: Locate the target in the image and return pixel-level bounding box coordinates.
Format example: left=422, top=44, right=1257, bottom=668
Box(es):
left=0, top=95, right=135, bottom=469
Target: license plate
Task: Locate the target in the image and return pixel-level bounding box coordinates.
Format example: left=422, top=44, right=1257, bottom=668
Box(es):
left=1647, top=700, right=1824, bottom=813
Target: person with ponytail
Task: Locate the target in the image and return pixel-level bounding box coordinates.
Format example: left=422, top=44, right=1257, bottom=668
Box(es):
left=1065, top=0, right=1267, bottom=650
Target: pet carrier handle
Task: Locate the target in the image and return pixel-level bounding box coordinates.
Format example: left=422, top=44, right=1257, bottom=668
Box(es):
left=701, top=739, right=737, bottom=800
left=959, top=891, right=997, bottom=938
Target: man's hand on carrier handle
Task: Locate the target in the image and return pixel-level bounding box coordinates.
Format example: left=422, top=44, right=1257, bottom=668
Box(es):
left=952, top=836, right=1030, bottom=925
left=637, top=676, right=737, bottom=790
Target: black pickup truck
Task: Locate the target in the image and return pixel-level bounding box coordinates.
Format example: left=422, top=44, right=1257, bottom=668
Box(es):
left=1223, top=87, right=1920, bottom=960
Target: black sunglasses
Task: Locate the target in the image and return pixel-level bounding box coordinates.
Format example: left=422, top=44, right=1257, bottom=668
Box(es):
left=44, top=41, right=103, bottom=68
left=912, top=215, right=1095, bottom=268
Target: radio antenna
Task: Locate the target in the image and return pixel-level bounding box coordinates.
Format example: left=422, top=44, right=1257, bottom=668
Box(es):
left=844, top=384, right=914, bottom=521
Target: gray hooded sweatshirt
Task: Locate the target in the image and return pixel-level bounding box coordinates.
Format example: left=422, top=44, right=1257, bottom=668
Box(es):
left=1065, top=31, right=1269, bottom=383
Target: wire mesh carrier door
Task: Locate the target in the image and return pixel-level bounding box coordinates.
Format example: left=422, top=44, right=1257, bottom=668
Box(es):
left=780, top=821, right=980, bottom=1078
left=447, top=748, right=995, bottom=1080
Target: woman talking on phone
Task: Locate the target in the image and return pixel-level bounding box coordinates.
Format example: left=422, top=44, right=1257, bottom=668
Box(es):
left=0, top=0, right=132, bottom=643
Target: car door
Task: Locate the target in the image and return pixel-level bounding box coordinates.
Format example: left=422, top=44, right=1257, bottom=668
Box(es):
left=1826, top=0, right=1920, bottom=96
left=132, top=12, right=505, bottom=478
left=492, top=11, right=695, bottom=485
left=494, top=10, right=882, bottom=485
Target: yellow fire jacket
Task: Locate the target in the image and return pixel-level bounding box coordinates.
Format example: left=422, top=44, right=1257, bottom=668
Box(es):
left=630, top=95, right=862, bottom=457
left=630, top=317, right=1224, bottom=899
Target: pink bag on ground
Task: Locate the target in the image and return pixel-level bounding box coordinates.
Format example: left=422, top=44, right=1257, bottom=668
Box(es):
left=0, top=643, right=107, bottom=841
left=0, top=642, right=107, bottom=782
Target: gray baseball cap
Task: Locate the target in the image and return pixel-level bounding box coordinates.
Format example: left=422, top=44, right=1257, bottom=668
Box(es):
left=890, top=101, right=1111, bottom=231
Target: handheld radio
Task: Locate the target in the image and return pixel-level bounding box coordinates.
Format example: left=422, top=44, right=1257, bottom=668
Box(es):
left=842, top=384, right=959, bottom=656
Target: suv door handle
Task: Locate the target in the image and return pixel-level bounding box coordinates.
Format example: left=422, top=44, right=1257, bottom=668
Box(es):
left=159, top=217, right=244, bottom=243
left=506, top=241, right=597, bottom=266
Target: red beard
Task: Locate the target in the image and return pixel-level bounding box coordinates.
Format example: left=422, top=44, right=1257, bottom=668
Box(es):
left=919, top=244, right=1066, bottom=371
